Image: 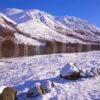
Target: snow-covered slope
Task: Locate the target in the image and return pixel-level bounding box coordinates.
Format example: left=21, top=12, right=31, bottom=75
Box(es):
left=2, top=8, right=100, bottom=44
left=56, top=16, right=100, bottom=43
left=0, top=12, right=16, bottom=32
left=0, top=51, right=100, bottom=100
left=56, top=16, right=100, bottom=33
left=0, top=12, right=43, bottom=46
left=4, top=9, right=76, bottom=43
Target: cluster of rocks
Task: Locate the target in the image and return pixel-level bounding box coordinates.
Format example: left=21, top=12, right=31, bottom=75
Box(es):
left=60, top=62, right=100, bottom=80
left=80, top=67, right=100, bottom=78
left=0, top=63, right=100, bottom=100
left=0, top=80, right=55, bottom=100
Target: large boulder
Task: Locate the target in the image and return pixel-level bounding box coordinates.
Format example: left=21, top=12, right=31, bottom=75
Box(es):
left=60, top=63, right=81, bottom=80
left=0, top=86, right=17, bottom=100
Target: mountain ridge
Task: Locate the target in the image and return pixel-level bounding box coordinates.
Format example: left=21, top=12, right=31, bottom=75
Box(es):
left=2, top=8, right=100, bottom=29
left=1, top=8, right=100, bottom=44
left=0, top=8, right=100, bottom=57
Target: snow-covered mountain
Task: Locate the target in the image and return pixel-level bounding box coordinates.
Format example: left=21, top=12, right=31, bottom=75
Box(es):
left=0, top=12, right=16, bottom=38
left=0, top=8, right=100, bottom=57
left=0, top=12, right=46, bottom=57
left=2, top=8, right=100, bottom=44
left=0, top=12, right=43, bottom=46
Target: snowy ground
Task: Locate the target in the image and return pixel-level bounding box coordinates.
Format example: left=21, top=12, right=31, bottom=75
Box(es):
left=0, top=51, right=100, bottom=100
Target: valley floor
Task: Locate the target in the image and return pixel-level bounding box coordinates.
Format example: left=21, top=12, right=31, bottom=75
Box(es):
left=0, top=51, right=100, bottom=100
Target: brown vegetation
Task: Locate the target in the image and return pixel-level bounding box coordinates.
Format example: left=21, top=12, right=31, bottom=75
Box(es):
left=0, top=39, right=100, bottom=57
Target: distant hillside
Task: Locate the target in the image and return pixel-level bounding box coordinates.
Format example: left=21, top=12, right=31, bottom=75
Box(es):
left=0, top=9, right=100, bottom=57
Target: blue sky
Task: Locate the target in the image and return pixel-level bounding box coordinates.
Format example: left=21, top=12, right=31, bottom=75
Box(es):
left=0, top=0, right=100, bottom=27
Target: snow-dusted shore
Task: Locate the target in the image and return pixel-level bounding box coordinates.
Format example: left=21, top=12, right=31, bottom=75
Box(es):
left=0, top=51, right=100, bottom=100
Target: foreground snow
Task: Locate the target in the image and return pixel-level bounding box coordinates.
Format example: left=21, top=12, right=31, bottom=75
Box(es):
left=0, top=51, right=100, bottom=100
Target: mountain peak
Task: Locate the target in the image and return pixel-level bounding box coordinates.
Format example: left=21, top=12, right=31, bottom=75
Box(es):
left=1, top=8, right=54, bottom=24
left=0, top=12, right=16, bottom=25
left=2, top=8, right=48, bottom=16
left=2, top=8, right=24, bottom=15
left=1, top=8, right=100, bottom=45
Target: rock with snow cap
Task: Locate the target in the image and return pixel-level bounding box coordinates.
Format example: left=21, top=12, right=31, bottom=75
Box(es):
left=60, top=63, right=81, bottom=80
left=27, top=81, right=55, bottom=98
left=85, top=69, right=95, bottom=77
left=27, top=82, right=42, bottom=97
left=42, top=80, right=55, bottom=93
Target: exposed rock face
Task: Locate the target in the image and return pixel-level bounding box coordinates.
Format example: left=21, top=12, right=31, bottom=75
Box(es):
left=0, top=87, right=17, bottom=100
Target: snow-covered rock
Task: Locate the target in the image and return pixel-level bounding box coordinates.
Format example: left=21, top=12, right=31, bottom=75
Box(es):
left=42, top=80, right=55, bottom=93
left=85, top=69, right=95, bottom=77
left=60, top=63, right=80, bottom=79
left=27, top=82, right=41, bottom=97
left=77, top=67, right=100, bottom=78
left=27, top=80, right=55, bottom=98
